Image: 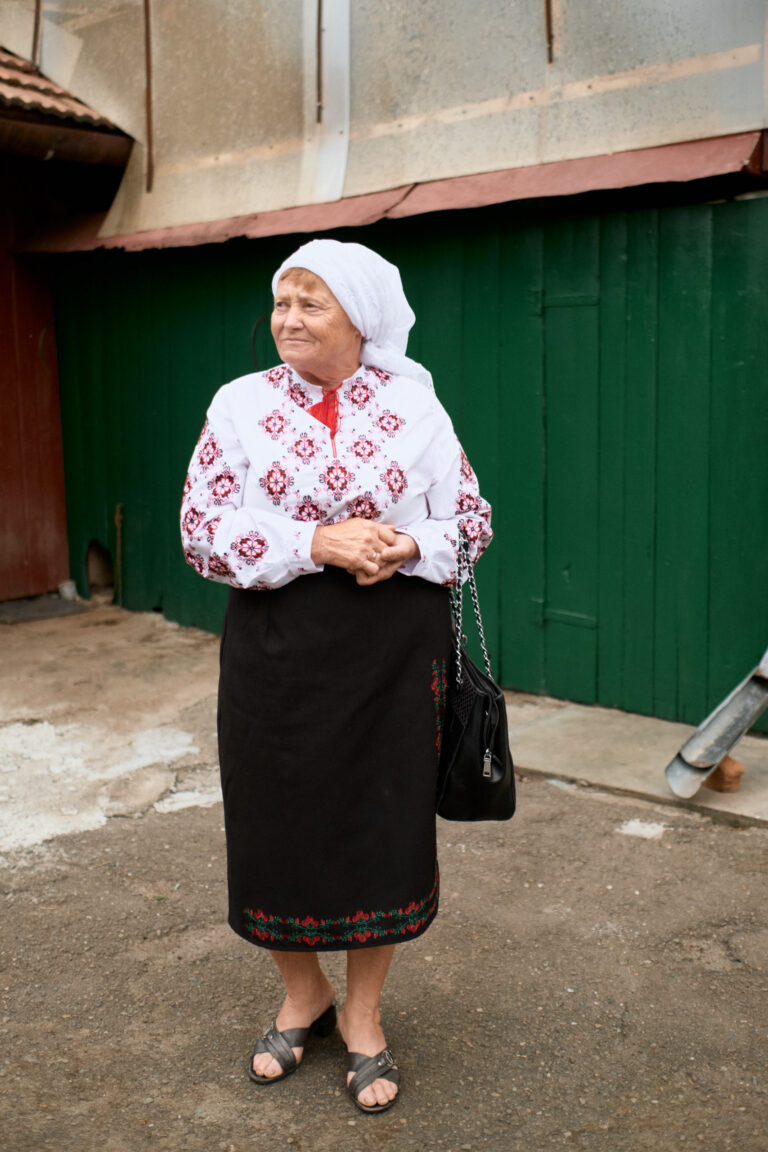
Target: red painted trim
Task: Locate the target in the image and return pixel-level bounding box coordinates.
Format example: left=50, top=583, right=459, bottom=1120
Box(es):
left=19, top=185, right=414, bottom=253
left=17, top=132, right=764, bottom=254
left=389, top=131, right=764, bottom=219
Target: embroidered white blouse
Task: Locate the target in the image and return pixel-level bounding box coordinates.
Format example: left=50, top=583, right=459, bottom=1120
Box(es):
left=181, top=364, right=492, bottom=590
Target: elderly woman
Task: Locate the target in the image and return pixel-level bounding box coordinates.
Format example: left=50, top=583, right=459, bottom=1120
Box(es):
left=180, top=239, right=491, bottom=1113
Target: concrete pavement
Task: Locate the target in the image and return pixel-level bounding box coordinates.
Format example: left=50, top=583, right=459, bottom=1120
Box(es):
left=1, top=603, right=767, bottom=1152
left=504, top=693, right=768, bottom=828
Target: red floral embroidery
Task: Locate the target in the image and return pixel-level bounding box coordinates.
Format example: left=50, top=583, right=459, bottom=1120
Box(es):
left=184, top=549, right=205, bottom=575
left=181, top=362, right=492, bottom=590
left=381, top=463, right=407, bottom=502
left=241, top=865, right=439, bottom=948
left=288, top=380, right=310, bottom=408
left=431, top=658, right=447, bottom=755
left=260, top=411, right=288, bottom=439
left=259, top=462, right=294, bottom=505
left=232, top=531, right=269, bottom=565
left=208, top=552, right=234, bottom=578
left=459, top=517, right=483, bottom=541
left=198, top=434, right=222, bottom=469
left=292, top=497, right=325, bottom=522
left=369, top=367, right=392, bottom=384
left=348, top=382, right=373, bottom=408
left=323, top=462, right=354, bottom=495
left=441, top=532, right=459, bottom=586
left=377, top=411, right=405, bottom=436
left=352, top=437, right=376, bottom=461
left=208, top=467, right=240, bottom=505
left=182, top=506, right=204, bottom=536
left=456, top=491, right=480, bottom=513
left=292, top=433, right=318, bottom=461
left=346, top=493, right=380, bottom=521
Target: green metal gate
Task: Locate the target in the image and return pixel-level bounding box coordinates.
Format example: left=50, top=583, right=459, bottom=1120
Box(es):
left=51, top=195, right=768, bottom=726
left=493, top=201, right=768, bottom=728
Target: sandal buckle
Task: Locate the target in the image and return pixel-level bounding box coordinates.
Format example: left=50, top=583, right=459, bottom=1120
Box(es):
left=379, top=1049, right=395, bottom=1067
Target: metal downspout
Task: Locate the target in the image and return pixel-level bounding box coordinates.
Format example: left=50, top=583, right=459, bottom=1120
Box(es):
left=299, top=0, right=350, bottom=205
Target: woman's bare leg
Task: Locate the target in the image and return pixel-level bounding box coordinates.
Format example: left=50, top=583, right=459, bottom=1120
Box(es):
left=338, top=944, right=398, bottom=1108
left=251, top=950, right=336, bottom=1079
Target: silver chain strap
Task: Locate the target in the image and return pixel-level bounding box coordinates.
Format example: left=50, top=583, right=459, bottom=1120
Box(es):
left=450, top=533, right=493, bottom=687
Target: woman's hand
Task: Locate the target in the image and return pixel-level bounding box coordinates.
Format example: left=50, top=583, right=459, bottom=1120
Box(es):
left=311, top=519, right=398, bottom=577
left=350, top=532, right=419, bottom=586
left=311, top=521, right=419, bottom=584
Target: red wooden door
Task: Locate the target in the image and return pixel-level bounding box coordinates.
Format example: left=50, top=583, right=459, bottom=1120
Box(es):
left=0, top=179, right=69, bottom=601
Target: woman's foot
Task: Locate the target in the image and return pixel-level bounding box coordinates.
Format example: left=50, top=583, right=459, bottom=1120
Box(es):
left=251, top=978, right=336, bottom=1081
left=338, top=1006, right=399, bottom=1110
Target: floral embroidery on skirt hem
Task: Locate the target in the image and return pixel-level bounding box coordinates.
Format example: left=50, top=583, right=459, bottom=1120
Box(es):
left=235, top=865, right=440, bottom=952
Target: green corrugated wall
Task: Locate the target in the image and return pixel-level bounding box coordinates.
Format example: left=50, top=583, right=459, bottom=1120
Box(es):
left=51, top=196, right=768, bottom=727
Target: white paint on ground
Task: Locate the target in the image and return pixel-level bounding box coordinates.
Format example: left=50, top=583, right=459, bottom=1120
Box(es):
left=0, top=720, right=87, bottom=777
left=154, top=787, right=221, bottom=814
left=617, top=819, right=667, bottom=839
left=0, top=720, right=202, bottom=851
left=106, top=728, right=198, bottom=778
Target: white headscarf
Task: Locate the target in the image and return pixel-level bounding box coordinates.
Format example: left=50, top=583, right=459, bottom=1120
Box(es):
left=271, top=239, right=434, bottom=392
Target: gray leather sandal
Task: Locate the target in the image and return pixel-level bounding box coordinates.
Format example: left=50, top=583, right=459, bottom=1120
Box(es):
left=249, top=1002, right=337, bottom=1084
left=347, top=1047, right=400, bottom=1113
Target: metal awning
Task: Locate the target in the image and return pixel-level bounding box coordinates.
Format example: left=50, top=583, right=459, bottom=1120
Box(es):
left=18, top=130, right=765, bottom=253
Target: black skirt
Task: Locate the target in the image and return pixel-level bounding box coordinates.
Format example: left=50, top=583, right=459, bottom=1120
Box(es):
left=217, top=566, right=453, bottom=951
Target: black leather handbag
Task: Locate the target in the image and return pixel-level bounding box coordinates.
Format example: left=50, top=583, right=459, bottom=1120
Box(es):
left=436, top=536, right=516, bottom=822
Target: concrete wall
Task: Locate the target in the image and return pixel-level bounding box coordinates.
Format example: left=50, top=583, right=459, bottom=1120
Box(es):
left=2, top=0, right=766, bottom=234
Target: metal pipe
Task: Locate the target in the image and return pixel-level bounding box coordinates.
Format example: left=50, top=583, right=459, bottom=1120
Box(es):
left=32, top=0, right=43, bottom=71
left=545, top=0, right=554, bottom=63
left=309, top=0, right=349, bottom=202
left=143, top=0, right=155, bottom=192
left=316, top=0, right=323, bottom=122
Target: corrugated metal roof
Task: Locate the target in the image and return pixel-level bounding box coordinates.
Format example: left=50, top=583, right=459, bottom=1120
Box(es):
left=0, top=47, right=118, bottom=130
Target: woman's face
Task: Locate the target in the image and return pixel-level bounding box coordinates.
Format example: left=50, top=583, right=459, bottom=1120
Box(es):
left=271, top=269, right=362, bottom=387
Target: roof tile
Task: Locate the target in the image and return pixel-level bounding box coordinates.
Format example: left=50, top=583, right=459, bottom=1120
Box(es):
left=0, top=46, right=118, bottom=130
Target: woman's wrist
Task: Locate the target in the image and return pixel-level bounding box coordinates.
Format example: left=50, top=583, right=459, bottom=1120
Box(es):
left=310, top=525, right=329, bottom=565
left=396, top=532, right=420, bottom=562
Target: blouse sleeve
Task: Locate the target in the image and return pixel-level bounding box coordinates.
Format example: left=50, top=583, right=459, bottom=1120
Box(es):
left=396, top=398, right=492, bottom=586
left=180, top=388, right=323, bottom=590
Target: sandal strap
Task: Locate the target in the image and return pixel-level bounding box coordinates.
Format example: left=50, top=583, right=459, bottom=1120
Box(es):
left=253, top=1021, right=308, bottom=1074
left=278, top=1024, right=313, bottom=1048
left=348, top=1048, right=400, bottom=1097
